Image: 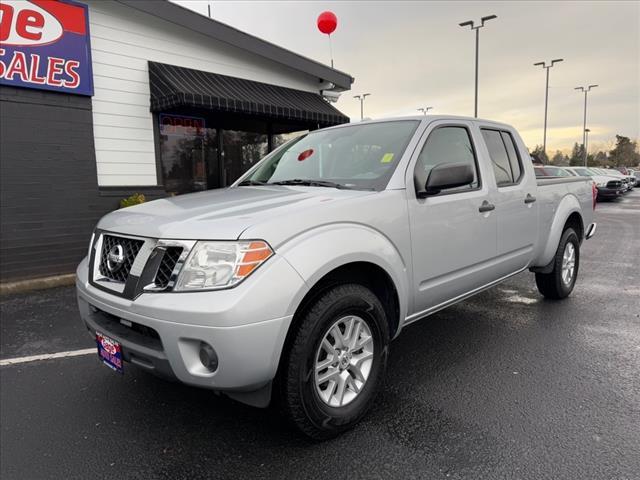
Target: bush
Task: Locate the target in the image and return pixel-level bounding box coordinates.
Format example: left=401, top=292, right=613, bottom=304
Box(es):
left=119, top=193, right=146, bottom=209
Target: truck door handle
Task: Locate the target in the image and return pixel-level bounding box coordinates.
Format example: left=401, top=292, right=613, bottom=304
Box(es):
left=524, top=194, right=537, bottom=204
left=478, top=201, right=495, bottom=213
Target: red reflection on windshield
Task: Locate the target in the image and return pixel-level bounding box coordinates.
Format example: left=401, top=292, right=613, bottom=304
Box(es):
left=298, top=149, right=314, bottom=161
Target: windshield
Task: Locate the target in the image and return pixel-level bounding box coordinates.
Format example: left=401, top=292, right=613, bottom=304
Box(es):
left=239, top=120, right=420, bottom=190
left=544, top=167, right=570, bottom=176
left=573, top=168, right=591, bottom=177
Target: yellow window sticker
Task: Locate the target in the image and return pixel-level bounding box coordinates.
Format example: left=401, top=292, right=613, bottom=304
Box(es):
left=381, top=153, right=394, bottom=164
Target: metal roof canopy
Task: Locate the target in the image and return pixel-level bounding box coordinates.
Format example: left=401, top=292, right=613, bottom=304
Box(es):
left=116, top=0, right=354, bottom=91
left=148, top=61, right=350, bottom=126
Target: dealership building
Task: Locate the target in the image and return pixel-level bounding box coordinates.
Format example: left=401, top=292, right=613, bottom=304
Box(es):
left=0, top=0, right=352, bottom=283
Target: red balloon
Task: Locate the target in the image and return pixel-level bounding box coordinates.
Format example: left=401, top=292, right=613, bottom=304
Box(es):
left=317, top=11, right=337, bottom=35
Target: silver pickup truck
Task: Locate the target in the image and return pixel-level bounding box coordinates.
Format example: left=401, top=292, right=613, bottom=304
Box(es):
left=76, top=116, right=596, bottom=439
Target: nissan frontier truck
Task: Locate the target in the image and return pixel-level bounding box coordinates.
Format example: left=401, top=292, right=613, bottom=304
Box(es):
left=77, top=116, right=596, bottom=439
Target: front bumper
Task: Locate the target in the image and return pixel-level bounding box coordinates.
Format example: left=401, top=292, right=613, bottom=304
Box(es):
left=76, top=253, right=307, bottom=400
left=596, top=187, right=623, bottom=198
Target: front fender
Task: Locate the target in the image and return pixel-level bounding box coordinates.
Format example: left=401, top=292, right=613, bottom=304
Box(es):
left=534, top=194, right=582, bottom=267
left=278, top=223, right=410, bottom=334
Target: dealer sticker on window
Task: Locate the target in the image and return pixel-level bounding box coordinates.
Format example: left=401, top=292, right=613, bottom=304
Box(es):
left=96, top=332, right=123, bottom=373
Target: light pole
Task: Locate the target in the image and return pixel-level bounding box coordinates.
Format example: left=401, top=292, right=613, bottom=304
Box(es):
left=575, top=84, right=598, bottom=161
left=534, top=59, right=563, bottom=156
left=584, top=128, right=591, bottom=167
left=459, top=14, right=497, bottom=118
left=353, top=93, right=371, bottom=120
left=417, top=107, right=433, bottom=115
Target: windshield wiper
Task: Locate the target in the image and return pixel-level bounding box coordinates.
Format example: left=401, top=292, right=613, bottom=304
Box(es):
left=237, top=180, right=269, bottom=186
left=270, top=179, right=350, bottom=189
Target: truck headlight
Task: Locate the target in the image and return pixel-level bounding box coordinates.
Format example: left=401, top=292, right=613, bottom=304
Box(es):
left=174, top=240, right=273, bottom=291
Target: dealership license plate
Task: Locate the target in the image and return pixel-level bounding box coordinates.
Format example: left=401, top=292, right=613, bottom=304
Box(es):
left=96, top=332, right=123, bottom=373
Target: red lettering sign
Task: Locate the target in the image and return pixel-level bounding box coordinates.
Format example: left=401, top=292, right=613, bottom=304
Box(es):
left=0, top=0, right=93, bottom=96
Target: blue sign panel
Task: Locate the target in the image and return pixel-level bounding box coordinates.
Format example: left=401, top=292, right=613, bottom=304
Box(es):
left=0, top=0, right=93, bottom=96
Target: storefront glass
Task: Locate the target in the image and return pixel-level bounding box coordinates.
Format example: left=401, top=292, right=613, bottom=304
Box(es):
left=158, top=114, right=317, bottom=194
left=222, top=130, right=268, bottom=186
left=158, top=114, right=218, bottom=195
left=272, top=130, right=308, bottom=149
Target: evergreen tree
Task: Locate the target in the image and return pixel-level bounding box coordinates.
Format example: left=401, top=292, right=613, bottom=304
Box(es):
left=593, top=151, right=608, bottom=166
left=551, top=150, right=568, bottom=165
left=530, top=145, right=549, bottom=164
left=608, top=135, right=640, bottom=167
left=569, top=143, right=586, bottom=166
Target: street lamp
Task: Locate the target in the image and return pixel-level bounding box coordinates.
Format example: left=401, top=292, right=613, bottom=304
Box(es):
left=417, top=107, right=433, bottom=115
left=534, top=58, right=564, bottom=156
left=353, top=93, right=371, bottom=120
left=459, top=14, right=497, bottom=118
left=584, top=128, right=591, bottom=167
left=575, top=84, right=598, bottom=164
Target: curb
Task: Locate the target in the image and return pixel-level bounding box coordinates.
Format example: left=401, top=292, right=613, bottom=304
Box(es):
left=0, top=274, right=76, bottom=296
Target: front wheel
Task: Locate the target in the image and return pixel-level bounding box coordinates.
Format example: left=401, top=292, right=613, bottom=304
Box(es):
left=277, top=284, right=389, bottom=440
left=535, top=227, right=580, bottom=299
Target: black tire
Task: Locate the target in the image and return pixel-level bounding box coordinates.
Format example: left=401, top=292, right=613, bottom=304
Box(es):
left=535, top=227, right=580, bottom=299
left=277, top=283, right=389, bottom=440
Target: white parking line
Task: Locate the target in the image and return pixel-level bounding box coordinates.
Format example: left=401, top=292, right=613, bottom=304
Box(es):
left=0, top=348, right=96, bottom=366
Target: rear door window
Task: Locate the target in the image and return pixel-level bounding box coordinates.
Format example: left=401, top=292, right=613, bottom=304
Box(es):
left=482, top=129, right=513, bottom=186
left=481, top=128, right=523, bottom=186
left=500, top=131, right=523, bottom=182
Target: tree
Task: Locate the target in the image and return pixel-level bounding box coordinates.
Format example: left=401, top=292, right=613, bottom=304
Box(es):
left=569, top=142, right=586, bottom=166
left=551, top=150, right=568, bottom=166
left=593, top=151, right=608, bottom=166
left=608, top=135, right=640, bottom=167
left=530, top=145, right=548, bottom=164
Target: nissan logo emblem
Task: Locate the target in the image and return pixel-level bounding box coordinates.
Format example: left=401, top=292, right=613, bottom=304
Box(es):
left=106, top=244, right=125, bottom=272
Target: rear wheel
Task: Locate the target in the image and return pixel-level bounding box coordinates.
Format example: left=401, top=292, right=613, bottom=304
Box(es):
left=278, top=284, right=389, bottom=440
left=535, top=227, right=580, bottom=299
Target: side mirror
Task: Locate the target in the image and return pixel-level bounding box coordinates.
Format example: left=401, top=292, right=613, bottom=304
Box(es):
left=419, top=162, right=474, bottom=197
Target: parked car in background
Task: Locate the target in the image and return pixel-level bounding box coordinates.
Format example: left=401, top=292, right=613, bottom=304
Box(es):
left=534, top=165, right=573, bottom=178
left=77, top=116, right=597, bottom=439
left=563, top=167, right=623, bottom=201
left=590, top=168, right=627, bottom=192
left=601, top=168, right=633, bottom=191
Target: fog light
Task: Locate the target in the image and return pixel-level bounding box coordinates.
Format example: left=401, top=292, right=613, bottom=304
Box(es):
left=199, top=342, right=218, bottom=372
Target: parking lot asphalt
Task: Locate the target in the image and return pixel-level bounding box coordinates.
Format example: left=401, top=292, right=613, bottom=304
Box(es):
left=1, top=191, right=639, bottom=480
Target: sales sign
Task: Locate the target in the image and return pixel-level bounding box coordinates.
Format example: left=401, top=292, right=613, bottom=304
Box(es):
left=0, top=0, right=93, bottom=95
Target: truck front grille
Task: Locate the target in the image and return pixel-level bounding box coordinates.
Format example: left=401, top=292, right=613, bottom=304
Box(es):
left=98, top=235, right=144, bottom=282
left=606, top=180, right=622, bottom=189
left=153, top=247, right=183, bottom=289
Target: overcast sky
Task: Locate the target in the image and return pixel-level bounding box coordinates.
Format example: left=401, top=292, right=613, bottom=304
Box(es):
left=174, top=1, right=639, bottom=154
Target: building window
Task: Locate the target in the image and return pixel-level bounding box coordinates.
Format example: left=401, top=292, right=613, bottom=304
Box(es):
left=222, top=130, right=268, bottom=185
left=158, top=114, right=218, bottom=195
left=272, top=130, right=309, bottom=149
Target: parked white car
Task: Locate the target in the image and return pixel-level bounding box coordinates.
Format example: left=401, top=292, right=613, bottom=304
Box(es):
left=563, top=167, right=624, bottom=200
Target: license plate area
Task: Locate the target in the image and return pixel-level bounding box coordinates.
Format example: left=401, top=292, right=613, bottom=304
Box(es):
left=96, top=331, right=124, bottom=373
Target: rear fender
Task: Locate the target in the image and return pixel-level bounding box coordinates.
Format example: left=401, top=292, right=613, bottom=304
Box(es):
left=534, top=194, right=582, bottom=268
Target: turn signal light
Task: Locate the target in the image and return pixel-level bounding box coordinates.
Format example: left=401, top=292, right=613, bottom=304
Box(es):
left=236, top=241, right=273, bottom=277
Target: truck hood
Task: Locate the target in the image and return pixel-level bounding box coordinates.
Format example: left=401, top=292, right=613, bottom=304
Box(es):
left=97, top=186, right=376, bottom=240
